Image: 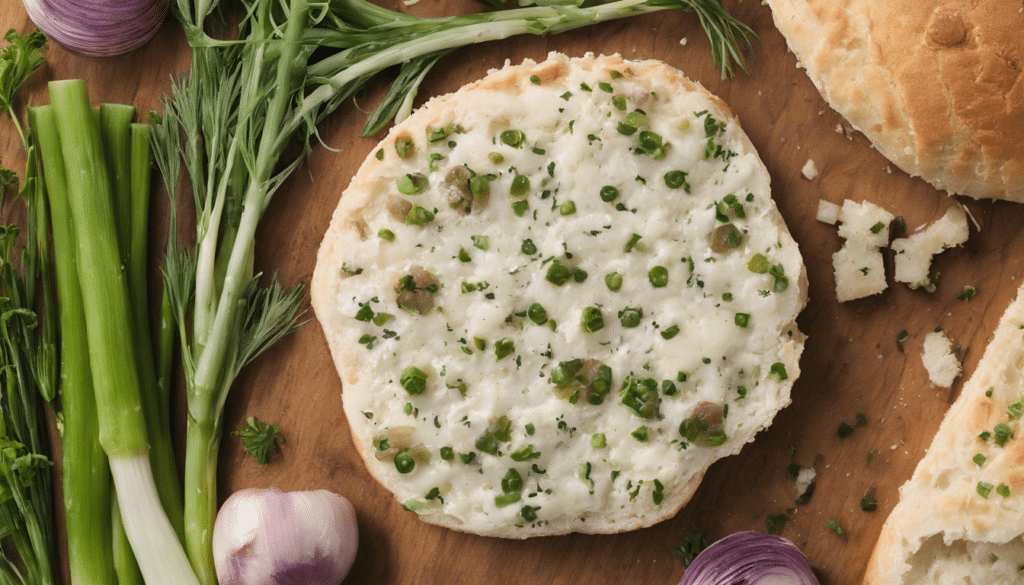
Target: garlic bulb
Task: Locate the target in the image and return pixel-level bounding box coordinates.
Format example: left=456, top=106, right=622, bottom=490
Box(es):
left=213, top=487, right=358, bottom=585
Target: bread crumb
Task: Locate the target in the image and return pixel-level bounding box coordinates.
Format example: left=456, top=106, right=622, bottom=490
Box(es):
left=816, top=199, right=840, bottom=225
left=801, top=159, right=818, bottom=180
left=679, top=37, right=687, bottom=45
left=832, top=200, right=895, bottom=302
left=921, top=330, right=961, bottom=388
left=794, top=467, right=816, bottom=500
left=892, top=206, right=969, bottom=290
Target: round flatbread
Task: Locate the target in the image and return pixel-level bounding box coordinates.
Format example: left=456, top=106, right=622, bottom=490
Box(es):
left=766, top=0, right=1024, bottom=201
left=312, top=53, right=807, bottom=538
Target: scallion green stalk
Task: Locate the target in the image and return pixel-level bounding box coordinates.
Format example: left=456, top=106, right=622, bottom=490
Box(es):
left=47, top=78, right=199, bottom=585
left=30, top=104, right=118, bottom=585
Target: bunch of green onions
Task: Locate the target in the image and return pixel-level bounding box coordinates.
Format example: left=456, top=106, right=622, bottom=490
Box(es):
left=152, top=0, right=757, bottom=582
left=31, top=84, right=193, bottom=583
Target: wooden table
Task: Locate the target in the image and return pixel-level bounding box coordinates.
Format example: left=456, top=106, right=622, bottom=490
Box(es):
left=3, top=2, right=1023, bottom=584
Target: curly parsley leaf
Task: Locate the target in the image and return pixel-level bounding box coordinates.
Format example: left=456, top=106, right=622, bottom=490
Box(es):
left=234, top=416, right=286, bottom=465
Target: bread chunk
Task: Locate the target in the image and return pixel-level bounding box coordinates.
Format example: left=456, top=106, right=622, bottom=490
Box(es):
left=892, top=206, right=969, bottom=290
left=832, top=200, right=894, bottom=302
left=863, top=283, right=1024, bottom=584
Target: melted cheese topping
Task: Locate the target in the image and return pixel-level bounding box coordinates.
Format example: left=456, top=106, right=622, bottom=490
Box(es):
left=317, top=56, right=805, bottom=537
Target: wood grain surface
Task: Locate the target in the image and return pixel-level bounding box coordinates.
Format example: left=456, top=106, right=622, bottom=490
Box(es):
left=3, top=2, right=1023, bottom=584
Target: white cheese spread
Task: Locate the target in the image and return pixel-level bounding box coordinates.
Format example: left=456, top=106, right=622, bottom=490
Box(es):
left=312, top=53, right=806, bottom=537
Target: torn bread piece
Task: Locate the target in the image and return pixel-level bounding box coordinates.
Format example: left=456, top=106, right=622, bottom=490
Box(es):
left=892, top=206, right=969, bottom=290
left=832, top=200, right=894, bottom=302
left=921, top=330, right=961, bottom=388
left=862, top=282, right=1024, bottom=584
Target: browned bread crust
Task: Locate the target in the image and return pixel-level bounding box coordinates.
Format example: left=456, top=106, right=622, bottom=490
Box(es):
left=767, top=0, right=1024, bottom=201
left=862, top=283, right=1024, bottom=583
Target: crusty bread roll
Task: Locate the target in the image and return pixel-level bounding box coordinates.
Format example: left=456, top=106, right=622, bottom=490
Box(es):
left=862, top=283, right=1024, bottom=583
left=765, top=0, right=1024, bottom=201
left=312, top=53, right=807, bottom=538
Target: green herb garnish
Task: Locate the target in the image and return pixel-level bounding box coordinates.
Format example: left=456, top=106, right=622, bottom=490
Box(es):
left=234, top=416, right=286, bottom=465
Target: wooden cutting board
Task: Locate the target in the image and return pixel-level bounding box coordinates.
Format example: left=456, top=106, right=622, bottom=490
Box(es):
left=3, top=2, right=1023, bottom=584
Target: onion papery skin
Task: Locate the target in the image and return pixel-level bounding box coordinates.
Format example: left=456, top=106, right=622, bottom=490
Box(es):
left=678, top=531, right=820, bottom=585
left=22, top=0, right=169, bottom=58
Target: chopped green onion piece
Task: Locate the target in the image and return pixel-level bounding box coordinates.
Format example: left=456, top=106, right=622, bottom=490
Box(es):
left=581, top=307, right=604, bottom=333
left=860, top=491, right=878, bottom=511
left=770, top=362, right=788, bottom=380
left=747, top=253, right=770, bottom=273
left=400, top=366, right=428, bottom=395
left=994, top=423, right=1013, bottom=447
left=619, top=307, right=642, bottom=328
left=977, top=481, right=994, bottom=498
left=527, top=303, right=548, bottom=325
left=605, top=272, right=623, bottom=292
left=624, top=233, right=642, bottom=253
left=494, top=338, right=515, bottom=361
left=648, top=266, right=669, bottom=287
left=395, top=136, right=414, bottom=158
left=500, top=129, right=525, bottom=148
left=397, top=172, right=428, bottom=195
left=546, top=261, right=572, bottom=286
left=494, top=492, right=521, bottom=508
left=510, top=174, right=530, bottom=196
left=472, top=235, right=489, bottom=250
left=393, top=451, right=416, bottom=474
left=405, top=205, right=434, bottom=225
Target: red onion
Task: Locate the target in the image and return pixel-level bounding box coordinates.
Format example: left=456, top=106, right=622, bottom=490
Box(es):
left=678, top=531, right=820, bottom=585
left=22, top=0, right=169, bottom=58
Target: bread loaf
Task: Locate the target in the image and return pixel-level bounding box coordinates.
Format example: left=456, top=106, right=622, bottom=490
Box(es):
left=766, top=0, right=1024, bottom=201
